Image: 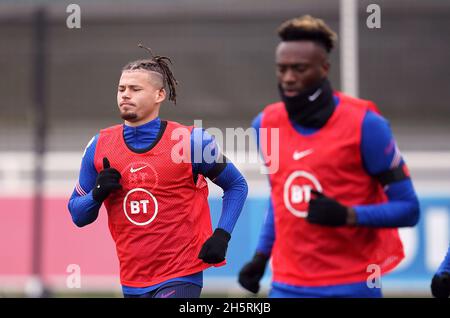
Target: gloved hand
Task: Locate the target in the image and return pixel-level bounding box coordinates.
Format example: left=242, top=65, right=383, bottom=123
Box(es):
left=198, top=228, right=231, bottom=264
left=238, top=253, right=269, bottom=294
left=306, top=190, right=348, bottom=226
left=92, top=157, right=122, bottom=203
left=431, top=272, right=450, bottom=298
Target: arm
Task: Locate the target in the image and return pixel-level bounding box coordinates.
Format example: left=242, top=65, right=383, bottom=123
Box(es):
left=431, top=244, right=450, bottom=298
left=256, top=199, right=275, bottom=256
left=238, top=113, right=272, bottom=294
left=191, top=128, right=248, bottom=234
left=307, top=111, right=420, bottom=227
left=192, top=128, right=248, bottom=264
left=251, top=112, right=275, bottom=256
left=213, top=164, right=248, bottom=234
left=353, top=111, right=420, bottom=227
left=67, top=135, right=101, bottom=227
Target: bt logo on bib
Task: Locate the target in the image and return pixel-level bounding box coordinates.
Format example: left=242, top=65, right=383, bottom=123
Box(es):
left=283, top=171, right=322, bottom=218
left=123, top=188, right=158, bottom=226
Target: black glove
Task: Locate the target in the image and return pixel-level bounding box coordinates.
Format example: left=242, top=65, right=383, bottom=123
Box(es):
left=431, top=272, right=450, bottom=298
left=92, top=157, right=122, bottom=203
left=306, top=190, right=348, bottom=226
left=198, top=228, right=231, bottom=264
left=238, top=253, right=269, bottom=294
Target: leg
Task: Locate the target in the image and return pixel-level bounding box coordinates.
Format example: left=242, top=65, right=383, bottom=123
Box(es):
left=268, top=281, right=383, bottom=298
left=153, top=281, right=202, bottom=298
left=123, top=290, right=155, bottom=298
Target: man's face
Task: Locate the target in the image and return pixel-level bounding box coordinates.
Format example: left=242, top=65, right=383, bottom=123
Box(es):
left=117, top=70, right=165, bottom=125
left=276, top=41, right=329, bottom=97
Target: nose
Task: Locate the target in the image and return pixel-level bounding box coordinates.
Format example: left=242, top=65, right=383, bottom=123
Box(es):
left=120, top=88, right=131, bottom=100
left=282, top=68, right=297, bottom=84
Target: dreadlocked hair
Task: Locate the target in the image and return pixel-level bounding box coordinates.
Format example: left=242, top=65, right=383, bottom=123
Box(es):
left=277, top=15, right=337, bottom=53
left=122, top=44, right=178, bottom=104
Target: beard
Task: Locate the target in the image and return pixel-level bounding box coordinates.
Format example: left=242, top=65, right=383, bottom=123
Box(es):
left=120, top=110, right=138, bottom=121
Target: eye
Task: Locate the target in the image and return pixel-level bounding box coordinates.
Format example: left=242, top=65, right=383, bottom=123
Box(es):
left=277, top=65, right=287, bottom=73
left=293, top=65, right=307, bottom=73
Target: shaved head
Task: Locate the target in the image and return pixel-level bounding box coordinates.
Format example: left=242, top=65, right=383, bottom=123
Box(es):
left=122, top=69, right=164, bottom=89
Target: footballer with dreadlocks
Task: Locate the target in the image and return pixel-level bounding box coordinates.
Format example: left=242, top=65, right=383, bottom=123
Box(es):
left=238, top=16, right=420, bottom=297
left=68, top=44, right=248, bottom=298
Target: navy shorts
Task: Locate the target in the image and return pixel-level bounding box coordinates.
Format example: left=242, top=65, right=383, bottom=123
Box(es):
left=124, top=281, right=202, bottom=298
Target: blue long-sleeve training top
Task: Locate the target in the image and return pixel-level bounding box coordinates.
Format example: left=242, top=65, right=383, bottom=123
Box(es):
left=68, top=117, right=248, bottom=295
left=252, top=96, right=420, bottom=296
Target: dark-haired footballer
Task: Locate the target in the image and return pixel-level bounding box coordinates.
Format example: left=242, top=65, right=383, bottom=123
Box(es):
left=238, top=16, right=420, bottom=298
left=68, top=45, right=248, bottom=298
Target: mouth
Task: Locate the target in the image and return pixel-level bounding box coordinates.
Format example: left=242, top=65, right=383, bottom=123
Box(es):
left=120, top=102, right=136, bottom=110
left=282, top=89, right=300, bottom=97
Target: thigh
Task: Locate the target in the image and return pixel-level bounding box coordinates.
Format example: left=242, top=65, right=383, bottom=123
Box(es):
left=268, top=285, right=304, bottom=298
left=153, top=281, right=202, bottom=299
left=123, top=291, right=155, bottom=298
left=268, top=282, right=383, bottom=298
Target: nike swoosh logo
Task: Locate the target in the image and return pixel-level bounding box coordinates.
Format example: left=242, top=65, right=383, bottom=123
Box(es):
left=308, top=88, right=322, bottom=101
left=160, top=290, right=176, bottom=298
left=130, top=165, right=147, bottom=173
left=293, top=149, right=314, bottom=160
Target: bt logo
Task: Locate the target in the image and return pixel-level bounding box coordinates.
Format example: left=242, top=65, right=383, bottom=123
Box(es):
left=283, top=170, right=322, bottom=218
left=123, top=188, right=158, bottom=226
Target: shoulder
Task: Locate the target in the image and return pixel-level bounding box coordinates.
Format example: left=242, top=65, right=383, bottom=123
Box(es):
left=252, top=112, right=264, bottom=130
left=362, top=110, right=391, bottom=133
left=100, top=124, right=122, bottom=133
left=335, top=91, right=381, bottom=114
left=191, top=127, right=213, bottom=140
left=360, top=111, right=395, bottom=157
left=190, top=127, right=216, bottom=149
left=98, top=124, right=123, bottom=139
left=360, top=111, right=398, bottom=174
left=166, top=120, right=187, bottom=129
left=86, top=133, right=99, bottom=147
left=81, top=133, right=99, bottom=161
left=263, top=101, right=284, bottom=114
left=165, top=120, right=195, bottom=135
left=259, top=101, right=286, bottom=127
left=96, top=125, right=123, bottom=148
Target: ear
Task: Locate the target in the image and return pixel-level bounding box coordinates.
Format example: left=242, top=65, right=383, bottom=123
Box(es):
left=320, top=60, right=330, bottom=77
left=156, top=88, right=166, bottom=104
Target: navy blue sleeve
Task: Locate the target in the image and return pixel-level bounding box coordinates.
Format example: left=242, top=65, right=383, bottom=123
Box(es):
left=252, top=112, right=263, bottom=151
left=437, top=245, right=450, bottom=275
left=256, top=198, right=276, bottom=256
left=191, top=128, right=222, bottom=176
left=67, top=134, right=102, bottom=227
left=251, top=112, right=276, bottom=256
left=190, top=128, right=248, bottom=234
left=354, top=111, right=420, bottom=227
left=213, top=163, right=248, bottom=234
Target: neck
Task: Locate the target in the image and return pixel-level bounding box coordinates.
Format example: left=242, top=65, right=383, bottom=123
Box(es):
left=280, top=78, right=335, bottom=128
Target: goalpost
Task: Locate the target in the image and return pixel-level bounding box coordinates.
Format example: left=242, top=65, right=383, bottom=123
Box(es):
left=339, top=0, right=359, bottom=97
